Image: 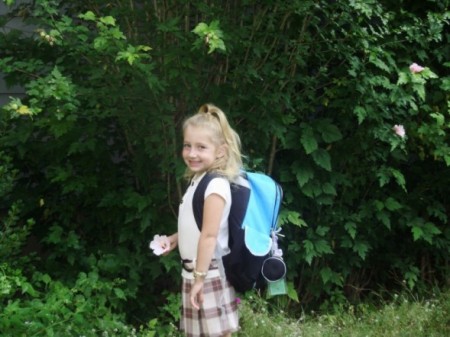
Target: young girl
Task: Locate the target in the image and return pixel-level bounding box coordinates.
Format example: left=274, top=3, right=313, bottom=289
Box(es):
left=165, top=103, right=242, bottom=337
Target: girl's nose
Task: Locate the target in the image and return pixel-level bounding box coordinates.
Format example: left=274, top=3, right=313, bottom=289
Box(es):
left=187, top=148, right=197, bottom=157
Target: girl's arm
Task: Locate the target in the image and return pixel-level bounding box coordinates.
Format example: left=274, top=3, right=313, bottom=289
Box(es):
left=190, top=193, right=225, bottom=309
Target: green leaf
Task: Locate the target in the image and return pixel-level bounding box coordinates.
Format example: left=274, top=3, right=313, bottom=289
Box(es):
left=209, top=20, right=222, bottom=32
left=374, top=199, right=384, bottom=211
left=79, top=11, right=96, bottom=21
left=404, top=266, right=419, bottom=289
left=322, top=182, right=337, bottom=196
left=303, top=240, right=315, bottom=265
left=303, top=239, right=314, bottom=252
left=301, top=180, right=322, bottom=198
left=100, top=16, right=116, bottom=26
left=430, top=112, right=445, bottom=126
left=93, top=36, right=108, bottom=50
left=208, top=38, right=226, bottom=54
left=315, top=195, right=334, bottom=205
left=116, top=49, right=138, bottom=65
left=192, top=22, right=209, bottom=35
left=315, top=239, right=333, bottom=254
left=46, top=225, right=63, bottom=244
left=138, top=45, right=152, bottom=52
left=344, top=222, right=357, bottom=239
left=320, top=266, right=333, bottom=284
left=441, top=77, right=450, bottom=90
left=397, top=71, right=410, bottom=85
left=412, top=83, right=426, bottom=101
left=353, top=241, right=369, bottom=260
left=369, top=54, right=390, bottom=73
left=354, top=106, right=367, bottom=124
left=424, top=222, right=442, bottom=235
left=385, top=197, right=402, bottom=211
left=320, top=122, right=343, bottom=143
left=311, top=149, right=332, bottom=171
left=114, top=288, right=126, bottom=299
left=410, top=221, right=441, bottom=244
left=295, top=165, right=314, bottom=187
left=412, top=226, right=423, bottom=241
left=286, top=211, right=308, bottom=228
left=427, top=204, right=447, bottom=223
left=41, top=274, right=52, bottom=285
left=316, top=226, right=330, bottom=237
left=286, top=281, right=299, bottom=302
left=376, top=210, right=391, bottom=229
left=110, top=27, right=126, bottom=40
left=391, top=169, right=406, bottom=191
left=444, top=155, right=450, bottom=166
left=191, top=20, right=226, bottom=53
left=157, top=17, right=181, bottom=33
left=300, top=126, right=318, bottom=154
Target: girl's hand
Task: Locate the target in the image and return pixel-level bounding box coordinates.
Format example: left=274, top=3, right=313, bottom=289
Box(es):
left=163, top=232, right=178, bottom=256
left=150, top=233, right=178, bottom=256
left=190, top=279, right=204, bottom=310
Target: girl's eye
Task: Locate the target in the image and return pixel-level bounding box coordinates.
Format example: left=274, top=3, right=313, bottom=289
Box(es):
left=183, top=143, right=191, bottom=149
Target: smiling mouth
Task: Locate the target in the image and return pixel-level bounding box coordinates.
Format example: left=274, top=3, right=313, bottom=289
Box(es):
left=188, top=160, right=201, bottom=167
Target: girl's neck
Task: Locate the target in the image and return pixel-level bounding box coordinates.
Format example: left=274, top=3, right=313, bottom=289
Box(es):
left=193, top=171, right=208, bottom=181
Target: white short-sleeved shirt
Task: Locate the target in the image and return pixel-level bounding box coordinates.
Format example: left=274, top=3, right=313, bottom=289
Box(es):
left=178, top=172, right=231, bottom=279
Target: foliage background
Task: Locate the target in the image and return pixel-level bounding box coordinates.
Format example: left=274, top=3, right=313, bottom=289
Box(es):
left=0, top=0, right=449, bottom=334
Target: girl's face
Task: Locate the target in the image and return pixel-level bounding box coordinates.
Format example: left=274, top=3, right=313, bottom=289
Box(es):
left=182, top=125, right=224, bottom=174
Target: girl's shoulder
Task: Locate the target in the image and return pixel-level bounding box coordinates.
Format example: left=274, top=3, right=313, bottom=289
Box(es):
left=201, top=171, right=231, bottom=193
left=194, top=172, right=231, bottom=204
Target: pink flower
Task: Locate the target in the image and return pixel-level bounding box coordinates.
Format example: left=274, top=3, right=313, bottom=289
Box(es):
left=149, top=235, right=171, bottom=256
left=235, top=297, right=241, bottom=305
left=392, top=124, right=406, bottom=138
left=409, top=63, right=425, bottom=74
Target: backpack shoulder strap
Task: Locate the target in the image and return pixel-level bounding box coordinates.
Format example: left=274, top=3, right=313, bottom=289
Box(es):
left=192, top=172, right=218, bottom=231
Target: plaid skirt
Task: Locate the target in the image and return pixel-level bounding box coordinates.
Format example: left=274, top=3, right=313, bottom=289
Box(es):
left=180, top=276, right=239, bottom=337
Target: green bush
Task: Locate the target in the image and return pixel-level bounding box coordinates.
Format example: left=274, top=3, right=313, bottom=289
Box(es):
left=0, top=0, right=449, bottom=328
left=0, top=265, right=132, bottom=337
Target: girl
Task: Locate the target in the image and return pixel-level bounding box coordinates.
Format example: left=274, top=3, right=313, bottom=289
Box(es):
left=165, top=103, right=242, bottom=337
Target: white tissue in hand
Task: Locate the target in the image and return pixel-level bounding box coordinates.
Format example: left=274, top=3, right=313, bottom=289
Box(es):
left=149, top=235, right=170, bottom=256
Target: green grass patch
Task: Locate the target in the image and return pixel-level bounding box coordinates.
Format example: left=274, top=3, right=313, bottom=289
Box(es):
left=237, top=290, right=450, bottom=337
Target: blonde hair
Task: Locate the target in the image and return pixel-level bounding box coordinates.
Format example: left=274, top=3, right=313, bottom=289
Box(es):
left=183, top=103, right=243, bottom=181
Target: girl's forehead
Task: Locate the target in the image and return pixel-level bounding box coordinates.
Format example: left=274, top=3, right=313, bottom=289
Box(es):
left=184, top=124, right=215, bottom=140
left=184, top=124, right=212, bottom=134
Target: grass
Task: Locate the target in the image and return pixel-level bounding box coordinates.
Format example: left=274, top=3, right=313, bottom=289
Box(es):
left=237, top=289, right=450, bottom=337
left=30, top=288, right=447, bottom=336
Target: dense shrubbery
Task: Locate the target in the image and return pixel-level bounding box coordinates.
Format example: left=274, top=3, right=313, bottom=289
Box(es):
left=1, top=0, right=449, bottom=333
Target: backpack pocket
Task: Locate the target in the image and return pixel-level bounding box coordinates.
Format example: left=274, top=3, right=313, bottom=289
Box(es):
left=244, top=225, right=272, bottom=256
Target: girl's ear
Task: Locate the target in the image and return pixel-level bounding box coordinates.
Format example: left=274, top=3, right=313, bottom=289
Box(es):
left=216, top=144, right=227, bottom=159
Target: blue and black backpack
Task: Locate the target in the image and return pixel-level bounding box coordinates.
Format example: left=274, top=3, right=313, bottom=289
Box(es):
left=192, top=171, right=285, bottom=293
